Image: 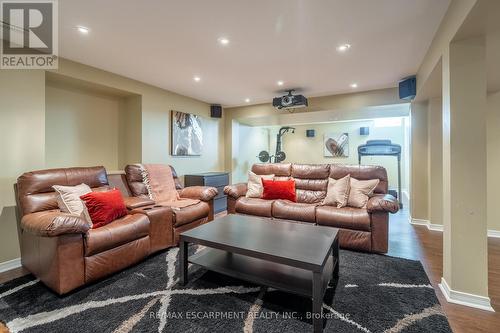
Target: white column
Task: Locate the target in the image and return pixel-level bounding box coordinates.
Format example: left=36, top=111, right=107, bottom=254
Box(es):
left=428, top=98, right=443, bottom=228
left=440, top=36, right=491, bottom=311
left=410, top=101, right=429, bottom=223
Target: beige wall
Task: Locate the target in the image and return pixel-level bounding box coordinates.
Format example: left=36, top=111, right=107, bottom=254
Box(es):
left=53, top=60, right=225, bottom=177
left=0, top=70, right=45, bottom=263
left=264, top=119, right=409, bottom=190
left=487, top=91, right=500, bottom=231
left=0, top=58, right=225, bottom=264
left=118, top=95, right=142, bottom=168
left=225, top=88, right=406, bottom=177
left=45, top=84, right=122, bottom=170
left=232, top=123, right=270, bottom=183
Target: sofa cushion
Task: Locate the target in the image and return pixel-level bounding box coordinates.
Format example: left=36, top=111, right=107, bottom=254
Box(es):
left=80, top=189, right=128, bottom=229
left=330, top=164, right=388, bottom=194
left=272, top=200, right=316, bottom=223
left=262, top=179, right=296, bottom=202
left=235, top=197, right=273, bottom=217
left=252, top=163, right=291, bottom=177
left=52, top=183, right=92, bottom=224
left=292, top=165, right=329, bottom=204
left=172, top=201, right=210, bottom=227
left=322, top=175, right=350, bottom=208
left=246, top=171, right=274, bottom=198
left=291, top=163, right=330, bottom=179
left=347, top=178, right=379, bottom=208
left=316, top=206, right=371, bottom=231
left=84, top=213, right=150, bottom=256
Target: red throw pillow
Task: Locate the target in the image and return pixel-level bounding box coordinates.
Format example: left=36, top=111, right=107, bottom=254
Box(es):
left=261, top=178, right=296, bottom=202
left=80, top=189, right=127, bottom=229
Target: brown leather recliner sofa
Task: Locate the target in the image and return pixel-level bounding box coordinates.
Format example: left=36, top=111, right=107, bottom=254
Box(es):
left=224, top=163, right=399, bottom=253
left=121, top=164, right=217, bottom=245
left=14, top=165, right=217, bottom=294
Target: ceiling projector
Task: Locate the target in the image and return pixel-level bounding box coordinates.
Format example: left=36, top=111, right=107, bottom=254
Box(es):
left=273, top=90, right=308, bottom=110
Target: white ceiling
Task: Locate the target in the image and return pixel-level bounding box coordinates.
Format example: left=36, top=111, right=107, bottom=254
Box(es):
left=59, top=0, right=450, bottom=107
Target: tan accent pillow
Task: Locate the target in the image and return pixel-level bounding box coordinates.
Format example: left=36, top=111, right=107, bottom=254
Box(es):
left=322, top=174, right=350, bottom=208
left=348, top=178, right=380, bottom=208
left=246, top=171, right=274, bottom=198
left=53, top=183, right=92, bottom=224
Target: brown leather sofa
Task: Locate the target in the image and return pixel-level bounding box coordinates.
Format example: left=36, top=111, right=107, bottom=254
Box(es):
left=122, top=164, right=217, bottom=245
left=14, top=166, right=152, bottom=294
left=224, top=163, right=399, bottom=253
left=14, top=165, right=217, bottom=295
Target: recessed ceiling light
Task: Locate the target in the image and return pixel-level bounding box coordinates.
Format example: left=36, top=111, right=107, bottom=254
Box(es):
left=245, top=98, right=250, bottom=103
left=193, top=76, right=201, bottom=82
left=76, top=26, right=89, bottom=34
left=350, top=83, right=358, bottom=88
left=218, top=37, right=230, bottom=45
left=336, top=43, right=351, bottom=52
left=277, top=80, right=284, bottom=86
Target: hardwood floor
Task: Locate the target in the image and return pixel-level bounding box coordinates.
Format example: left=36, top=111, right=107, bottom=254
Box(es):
left=388, top=207, right=500, bottom=333
left=1, top=209, right=499, bottom=332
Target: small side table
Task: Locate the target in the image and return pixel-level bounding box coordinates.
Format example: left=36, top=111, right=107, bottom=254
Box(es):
left=184, top=172, right=229, bottom=214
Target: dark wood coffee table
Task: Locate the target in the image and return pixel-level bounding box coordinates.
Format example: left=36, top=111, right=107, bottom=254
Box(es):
left=179, top=214, right=339, bottom=332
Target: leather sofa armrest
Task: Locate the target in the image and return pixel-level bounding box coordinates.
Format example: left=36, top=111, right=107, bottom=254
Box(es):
left=123, top=196, right=155, bottom=209
left=367, top=194, right=399, bottom=214
left=21, top=210, right=91, bottom=237
left=179, top=186, right=218, bottom=201
left=224, top=183, right=248, bottom=199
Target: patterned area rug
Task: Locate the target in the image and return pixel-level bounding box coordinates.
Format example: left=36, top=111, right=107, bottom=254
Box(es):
left=0, top=246, right=452, bottom=333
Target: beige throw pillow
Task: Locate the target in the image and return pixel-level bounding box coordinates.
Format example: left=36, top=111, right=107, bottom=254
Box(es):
left=322, top=174, right=350, bottom=208
left=246, top=171, right=274, bottom=198
left=348, top=178, right=380, bottom=208
left=53, top=183, right=92, bottom=224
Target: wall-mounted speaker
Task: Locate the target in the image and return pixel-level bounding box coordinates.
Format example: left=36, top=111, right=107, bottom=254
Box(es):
left=306, top=129, right=315, bottom=137
left=360, top=127, right=369, bottom=136
left=210, top=104, right=222, bottom=118
left=399, top=76, right=416, bottom=100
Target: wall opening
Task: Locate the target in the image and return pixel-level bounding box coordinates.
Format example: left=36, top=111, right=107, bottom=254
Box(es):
left=44, top=72, right=142, bottom=171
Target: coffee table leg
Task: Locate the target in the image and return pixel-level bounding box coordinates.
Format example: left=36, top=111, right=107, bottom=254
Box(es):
left=179, top=239, right=188, bottom=286
left=332, top=237, right=339, bottom=279
left=312, top=271, right=323, bottom=333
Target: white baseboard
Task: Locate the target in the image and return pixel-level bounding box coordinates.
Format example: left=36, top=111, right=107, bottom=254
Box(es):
left=0, top=258, right=21, bottom=273
left=438, top=277, right=494, bottom=312
left=488, top=229, right=500, bottom=238
left=428, top=223, right=444, bottom=231
left=409, top=218, right=429, bottom=226
left=401, top=190, right=410, bottom=203
left=409, top=217, right=499, bottom=237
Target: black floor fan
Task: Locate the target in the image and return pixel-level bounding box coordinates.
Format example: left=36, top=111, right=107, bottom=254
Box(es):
left=358, top=140, right=403, bottom=208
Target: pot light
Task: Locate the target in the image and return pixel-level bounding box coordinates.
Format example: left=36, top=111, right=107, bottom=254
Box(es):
left=336, top=43, right=351, bottom=52
left=245, top=98, right=250, bottom=103
left=277, top=80, right=284, bottom=86
left=350, top=83, right=358, bottom=88
left=76, top=26, right=89, bottom=34
left=218, top=37, right=230, bottom=45
left=193, top=76, right=201, bottom=82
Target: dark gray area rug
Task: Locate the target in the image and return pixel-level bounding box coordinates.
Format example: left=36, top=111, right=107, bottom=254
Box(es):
left=0, top=247, right=452, bottom=332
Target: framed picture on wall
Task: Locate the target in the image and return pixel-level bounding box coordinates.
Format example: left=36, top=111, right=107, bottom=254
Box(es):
left=324, top=132, right=349, bottom=157
left=170, top=110, right=203, bottom=156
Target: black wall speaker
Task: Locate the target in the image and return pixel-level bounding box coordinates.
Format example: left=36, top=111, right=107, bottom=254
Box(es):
left=399, top=76, right=416, bottom=100
left=306, top=129, right=315, bottom=137
left=210, top=104, right=222, bottom=118
left=360, top=127, right=369, bottom=135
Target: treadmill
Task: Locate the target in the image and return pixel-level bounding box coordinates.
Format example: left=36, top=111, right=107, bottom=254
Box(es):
left=358, top=140, right=403, bottom=208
